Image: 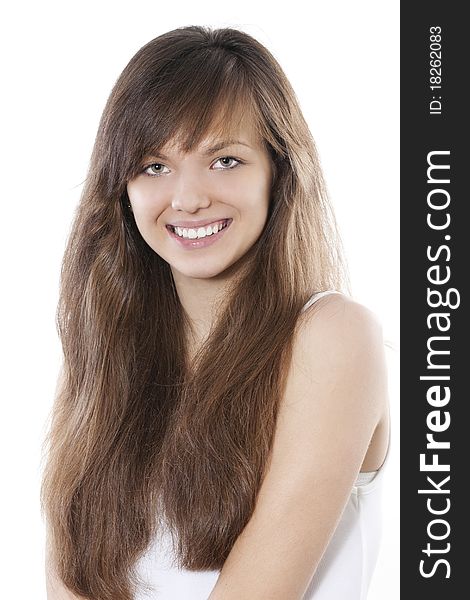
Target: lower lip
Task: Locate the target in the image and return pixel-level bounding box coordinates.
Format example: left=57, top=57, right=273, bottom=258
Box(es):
left=166, top=219, right=232, bottom=249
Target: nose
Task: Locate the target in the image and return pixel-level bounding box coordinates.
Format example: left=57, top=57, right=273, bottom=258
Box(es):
left=170, top=170, right=211, bottom=213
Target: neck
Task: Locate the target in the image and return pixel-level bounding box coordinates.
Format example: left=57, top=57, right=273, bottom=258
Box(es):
left=170, top=249, right=255, bottom=355
left=170, top=269, right=231, bottom=349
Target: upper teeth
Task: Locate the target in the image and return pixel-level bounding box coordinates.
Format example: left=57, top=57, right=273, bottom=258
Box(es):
left=172, top=220, right=227, bottom=239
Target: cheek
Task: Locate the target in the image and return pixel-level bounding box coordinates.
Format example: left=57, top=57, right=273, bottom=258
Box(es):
left=127, top=181, right=168, bottom=221
left=230, top=172, right=271, bottom=209
left=243, top=179, right=271, bottom=224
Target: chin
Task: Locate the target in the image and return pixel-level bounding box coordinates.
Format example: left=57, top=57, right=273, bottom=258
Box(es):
left=170, top=254, right=243, bottom=281
left=169, top=260, right=223, bottom=279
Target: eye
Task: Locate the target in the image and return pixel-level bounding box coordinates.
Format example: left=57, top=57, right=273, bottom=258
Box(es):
left=142, top=163, right=170, bottom=177
left=212, top=156, right=242, bottom=170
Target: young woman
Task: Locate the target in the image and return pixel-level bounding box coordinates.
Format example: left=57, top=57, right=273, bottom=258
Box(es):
left=42, top=25, right=390, bottom=600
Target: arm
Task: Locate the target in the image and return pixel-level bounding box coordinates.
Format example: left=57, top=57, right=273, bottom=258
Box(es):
left=208, top=295, right=388, bottom=600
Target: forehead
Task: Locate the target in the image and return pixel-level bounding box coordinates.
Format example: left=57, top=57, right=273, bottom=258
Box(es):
left=160, top=114, right=263, bottom=156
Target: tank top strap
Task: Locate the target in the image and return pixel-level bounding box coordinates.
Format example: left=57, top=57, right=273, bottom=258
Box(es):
left=301, top=290, right=342, bottom=312
left=353, top=418, right=392, bottom=492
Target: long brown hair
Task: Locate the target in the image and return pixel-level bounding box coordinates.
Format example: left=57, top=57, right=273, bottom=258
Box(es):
left=41, top=25, right=348, bottom=600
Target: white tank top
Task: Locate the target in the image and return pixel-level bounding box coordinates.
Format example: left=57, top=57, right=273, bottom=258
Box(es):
left=134, top=291, right=389, bottom=599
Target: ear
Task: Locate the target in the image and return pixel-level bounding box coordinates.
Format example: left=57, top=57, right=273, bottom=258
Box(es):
left=122, top=190, right=133, bottom=212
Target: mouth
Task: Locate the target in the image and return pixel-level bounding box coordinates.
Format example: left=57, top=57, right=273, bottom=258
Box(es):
left=166, top=218, right=232, bottom=249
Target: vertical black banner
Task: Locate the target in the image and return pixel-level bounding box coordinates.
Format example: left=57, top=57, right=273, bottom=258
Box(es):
left=401, top=3, right=468, bottom=598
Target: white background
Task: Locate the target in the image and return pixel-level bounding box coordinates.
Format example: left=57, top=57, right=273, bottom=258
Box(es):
left=0, top=1, right=399, bottom=598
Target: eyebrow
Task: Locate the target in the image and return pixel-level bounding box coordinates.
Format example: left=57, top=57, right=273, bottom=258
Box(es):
left=200, top=139, right=252, bottom=156
left=151, top=140, right=252, bottom=161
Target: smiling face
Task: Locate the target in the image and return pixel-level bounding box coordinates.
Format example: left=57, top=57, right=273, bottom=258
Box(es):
left=126, top=118, right=273, bottom=282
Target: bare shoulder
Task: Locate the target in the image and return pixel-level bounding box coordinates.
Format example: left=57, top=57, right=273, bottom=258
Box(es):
left=294, top=293, right=387, bottom=399
left=287, top=291, right=389, bottom=469
left=296, top=292, right=384, bottom=353
left=292, top=291, right=388, bottom=419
